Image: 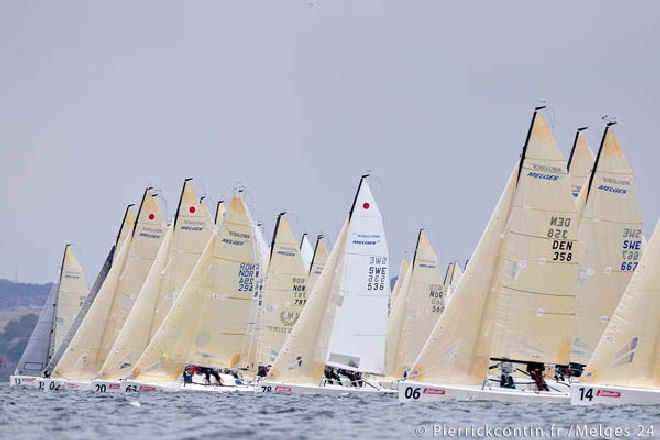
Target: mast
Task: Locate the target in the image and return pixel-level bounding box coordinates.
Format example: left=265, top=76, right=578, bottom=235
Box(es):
left=567, top=127, right=588, bottom=173
left=585, top=122, right=616, bottom=204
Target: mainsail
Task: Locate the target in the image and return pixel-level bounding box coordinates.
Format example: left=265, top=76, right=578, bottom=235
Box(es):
left=256, top=213, right=308, bottom=366
left=326, top=176, right=390, bottom=374
left=130, top=194, right=260, bottom=383
left=52, top=189, right=166, bottom=380
left=582, top=220, right=659, bottom=388
left=307, top=235, right=328, bottom=293
left=15, top=283, right=58, bottom=376
left=490, top=109, right=579, bottom=365
left=384, top=230, right=443, bottom=379
left=99, top=180, right=213, bottom=379
left=15, top=245, right=88, bottom=376
left=300, top=233, right=314, bottom=273
left=46, top=205, right=136, bottom=373
left=50, top=245, right=89, bottom=356
left=571, top=124, right=643, bottom=365
left=410, top=166, right=517, bottom=384
left=567, top=127, right=595, bottom=198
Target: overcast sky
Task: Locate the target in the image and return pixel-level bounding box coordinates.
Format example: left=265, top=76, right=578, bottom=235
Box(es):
left=1, top=1, right=659, bottom=283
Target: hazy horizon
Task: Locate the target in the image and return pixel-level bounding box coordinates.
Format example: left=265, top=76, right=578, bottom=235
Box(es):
left=1, top=1, right=659, bottom=283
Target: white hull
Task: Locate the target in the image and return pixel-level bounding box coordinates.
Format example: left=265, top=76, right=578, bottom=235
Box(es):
left=378, top=380, right=400, bottom=391
left=259, top=381, right=396, bottom=395
left=399, top=381, right=569, bottom=404
left=42, top=379, right=93, bottom=392
left=117, top=379, right=255, bottom=394
left=9, top=376, right=42, bottom=388
left=570, top=383, right=660, bottom=406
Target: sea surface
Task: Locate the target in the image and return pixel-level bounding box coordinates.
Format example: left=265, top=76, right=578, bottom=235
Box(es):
left=0, top=384, right=657, bottom=439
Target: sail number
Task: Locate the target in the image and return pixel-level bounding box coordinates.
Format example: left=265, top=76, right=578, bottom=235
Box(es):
left=403, top=387, right=421, bottom=400
left=577, top=387, right=593, bottom=401
left=367, top=256, right=388, bottom=291
left=429, top=284, right=444, bottom=313
left=549, top=216, right=573, bottom=262
left=238, top=263, right=256, bottom=292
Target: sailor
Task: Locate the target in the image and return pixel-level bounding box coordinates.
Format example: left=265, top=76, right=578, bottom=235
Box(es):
left=526, top=362, right=549, bottom=391
left=489, top=360, right=515, bottom=389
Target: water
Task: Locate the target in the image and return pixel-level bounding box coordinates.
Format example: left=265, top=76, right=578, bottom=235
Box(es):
left=0, top=385, right=657, bottom=439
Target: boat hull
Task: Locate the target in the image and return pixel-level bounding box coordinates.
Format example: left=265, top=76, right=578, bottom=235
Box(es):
left=259, top=381, right=396, bottom=395
left=42, top=379, right=93, bottom=392
left=570, top=383, right=660, bottom=406
left=398, top=381, right=569, bottom=403
left=9, top=376, right=42, bottom=388
left=117, top=380, right=255, bottom=393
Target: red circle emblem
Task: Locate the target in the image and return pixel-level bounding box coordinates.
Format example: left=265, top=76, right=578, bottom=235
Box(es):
left=362, top=202, right=370, bottom=209
left=148, top=213, right=155, bottom=220
left=189, top=206, right=196, bottom=214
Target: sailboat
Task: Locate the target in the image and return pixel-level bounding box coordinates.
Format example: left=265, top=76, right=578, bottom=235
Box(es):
left=300, top=233, right=314, bottom=273
left=400, top=108, right=578, bottom=403
left=571, top=123, right=643, bottom=367
left=124, top=193, right=261, bottom=392
left=571, top=220, right=659, bottom=406
left=255, top=213, right=308, bottom=374
left=382, top=230, right=443, bottom=389
left=567, top=127, right=595, bottom=198
left=44, top=205, right=137, bottom=380
left=45, top=188, right=167, bottom=391
left=260, top=175, right=393, bottom=395
left=94, top=180, right=214, bottom=392
left=11, top=245, right=88, bottom=387
left=307, top=235, right=328, bottom=293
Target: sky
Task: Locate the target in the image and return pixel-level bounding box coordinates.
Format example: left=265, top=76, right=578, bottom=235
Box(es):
left=1, top=1, right=659, bottom=283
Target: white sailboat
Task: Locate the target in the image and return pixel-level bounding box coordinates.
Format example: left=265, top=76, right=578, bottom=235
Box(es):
left=94, top=180, right=214, bottom=392
left=400, top=108, right=578, bottom=403
left=300, top=233, right=314, bottom=273
left=124, top=193, right=261, bottom=392
left=11, top=245, right=88, bottom=387
left=567, top=127, right=595, bottom=198
left=571, top=123, right=643, bottom=367
left=45, top=188, right=167, bottom=391
left=307, top=235, right=328, bottom=293
left=571, top=220, right=659, bottom=406
left=261, top=175, right=393, bottom=395
left=382, top=230, right=443, bottom=387
left=256, top=213, right=308, bottom=373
